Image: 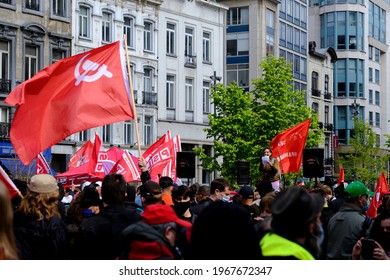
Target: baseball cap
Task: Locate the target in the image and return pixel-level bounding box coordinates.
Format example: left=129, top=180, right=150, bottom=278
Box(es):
left=139, top=181, right=162, bottom=198
left=141, top=204, right=192, bottom=228
left=28, top=174, right=59, bottom=194
left=238, top=185, right=254, bottom=199
left=344, top=181, right=374, bottom=198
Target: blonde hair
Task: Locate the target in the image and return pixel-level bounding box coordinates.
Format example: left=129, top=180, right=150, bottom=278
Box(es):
left=19, top=190, right=60, bottom=221
left=0, top=181, right=18, bottom=260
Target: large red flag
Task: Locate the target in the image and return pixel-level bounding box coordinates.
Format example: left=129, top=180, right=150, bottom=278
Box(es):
left=109, top=151, right=141, bottom=182
left=0, top=164, right=20, bottom=198
left=338, top=166, right=345, bottom=185
left=366, top=172, right=389, bottom=218
left=68, top=140, right=93, bottom=171
left=5, top=40, right=134, bottom=165
left=36, top=152, right=51, bottom=174
left=270, top=119, right=310, bottom=174
left=142, top=131, right=171, bottom=162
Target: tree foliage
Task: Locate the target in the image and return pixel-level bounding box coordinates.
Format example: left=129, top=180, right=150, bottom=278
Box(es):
left=340, top=118, right=388, bottom=188
left=195, top=56, right=322, bottom=185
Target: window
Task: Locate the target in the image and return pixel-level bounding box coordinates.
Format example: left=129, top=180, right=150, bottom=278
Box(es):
left=0, top=41, right=10, bottom=92
left=52, top=0, right=67, bottom=17
left=166, top=75, right=175, bottom=109
left=144, top=116, right=152, bottom=145
left=266, top=9, right=275, bottom=55
left=185, top=78, right=194, bottom=111
left=375, top=69, right=380, bottom=84
left=79, top=130, right=88, bottom=142
left=185, top=27, right=194, bottom=56
left=324, top=75, right=329, bottom=94
left=369, top=68, right=373, bottom=82
left=25, top=45, right=38, bottom=80
left=79, top=5, right=90, bottom=38
left=102, top=124, right=111, bottom=143
left=369, top=90, right=373, bottom=104
left=144, top=21, right=153, bottom=52
left=124, top=16, right=135, bottom=49
left=51, top=48, right=66, bottom=64
left=203, top=81, right=211, bottom=113
left=369, top=111, right=373, bottom=125
left=312, top=102, right=319, bottom=114
left=375, top=91, right=380, bottom=105
left=166, top=23, right=176, bottom=55
left=203, top=32, right=211, bottom=62
left=226, top=64, right=249, bottom=91
left=375, top=113, right=380, bottom=127
left=227, top=7, right=249, bottom=25
left=0, top=107, right=9, bottom=123
left=143, top=68, right=152, bottom=93
left=102, top=12, right=112, bottom=43
left=338, top=106, right=346, bottom=120
left=25, top=0, right=40, bottom=11
left=311, top=71, right=318, bottom=90
left=227, top=32, right=249, bottom=56
left=124, top=121, right=133, bottom=145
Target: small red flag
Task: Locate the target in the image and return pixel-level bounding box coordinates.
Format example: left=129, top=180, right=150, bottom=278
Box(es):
left=68, top=140, right=93, bottom=171
left=366, top=172, right=389, bottom=218
left=338, top=166, right=345, bottom=185
left=270, top=119, right=310, bottom=174
left=0, top=164, right=20, bottom=198
left=36, top=152, right=51, bottom=174
left=5, top=40, right=134, bottom=165
left=109, top=151, right=141, bottom=182
left=89, top=133, right=115, bottom=178
left=142, top=131, right=171, bottom=162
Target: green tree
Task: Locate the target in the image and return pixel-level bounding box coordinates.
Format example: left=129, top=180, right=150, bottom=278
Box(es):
left=195, top=56, right=322, bottom=185
left=340, top=118, right=388, bottom=188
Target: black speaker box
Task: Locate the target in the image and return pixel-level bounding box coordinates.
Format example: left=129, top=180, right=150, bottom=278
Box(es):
left=303, top=148, right=324, bottom=178
left=176, top=152, right=196, bottom=178
left=237, top=161, right=250, bottom=185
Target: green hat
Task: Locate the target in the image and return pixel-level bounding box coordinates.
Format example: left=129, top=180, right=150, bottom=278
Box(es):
left=345, top=181, right=374, bottom=198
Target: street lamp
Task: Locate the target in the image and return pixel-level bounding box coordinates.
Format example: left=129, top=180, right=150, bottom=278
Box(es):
left=351, top=99, right=360, bottom=118
left=210, top=71, right=221, bottom=88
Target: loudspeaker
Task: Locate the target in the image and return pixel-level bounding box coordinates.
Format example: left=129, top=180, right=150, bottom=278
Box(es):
left=176, top=152, right=196, bottom=178
left=237, top=161, right=250, bottom=185
left=303, top=148, right=324, bottom=178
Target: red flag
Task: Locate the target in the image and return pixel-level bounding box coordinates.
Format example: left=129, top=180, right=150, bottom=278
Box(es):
left=109, top=151, right=141, bottom=182
left=143, top=131, right=171, bottom=162
left=0, top=164, right=20, bottom=198
left=88, top=133, right=115, bottom=178
left=5, top=40, right=134, bottom=165
left=36, top=152, right=51, bottom=174
left=146, top=135, right=181, bottom=182
left=366, top=172, right=389, bottom=218
left=270, top=119, right=310, bottom=174
left=338, top=166, right=345, bottom=185
left=68, top=140, right=93, bottom=171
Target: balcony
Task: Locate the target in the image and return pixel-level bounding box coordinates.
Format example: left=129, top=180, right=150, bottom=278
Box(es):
left=324, top=92, right=332, bottom=100
left=184, top=53, right=197, bottom=68
left=324, top=123, right=333, bottom=132
left=142, top=91, right=157, bottom=106
left=25, top=1, right=39, bottom=10
left=0, top=0, right=11, bottom=4
left=0, top=79, right=11, bottom=94
left=311, top=89, right=321, bottom=97
left=0, top=122, right=11, bottom=139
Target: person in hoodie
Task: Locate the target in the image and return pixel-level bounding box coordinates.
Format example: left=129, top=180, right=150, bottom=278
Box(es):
left=119, top=204, right=192, bottom=260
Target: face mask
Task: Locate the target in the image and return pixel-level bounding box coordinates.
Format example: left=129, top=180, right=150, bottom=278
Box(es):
left=174, top=201, right=191, bottom=214
left=222, top=195, right=231, bottom=203
left=362, top=201, right=370, bottom=213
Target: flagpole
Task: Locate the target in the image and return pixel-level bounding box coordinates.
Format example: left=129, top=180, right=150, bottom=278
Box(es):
left=123, top=36, right=142, bottom=157
left=277, top=149, right=286, bottom=188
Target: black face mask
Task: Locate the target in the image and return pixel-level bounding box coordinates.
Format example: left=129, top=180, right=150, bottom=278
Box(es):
left=174, top=201, right=191, bottom=215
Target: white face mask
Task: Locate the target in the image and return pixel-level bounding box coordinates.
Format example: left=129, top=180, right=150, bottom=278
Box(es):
left=222, top=195, right=231, bottom=203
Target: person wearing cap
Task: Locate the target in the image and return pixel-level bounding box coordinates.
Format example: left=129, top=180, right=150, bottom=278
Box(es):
left=326, top=181, right=374, bottom=260
left=75, top=174, right=140, bottom=259
left=259, top=186, right=324, bottom=260
left=119, top=204, right=192, bottom=260
left=238, top=185, right=261, bottom=221
left=139, top=181, right=163, bottom=209
left=13, top=174, right=66, bottom=259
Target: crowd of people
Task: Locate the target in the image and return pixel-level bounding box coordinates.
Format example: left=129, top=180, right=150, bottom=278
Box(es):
left=1, top=152, right=390, bottom=260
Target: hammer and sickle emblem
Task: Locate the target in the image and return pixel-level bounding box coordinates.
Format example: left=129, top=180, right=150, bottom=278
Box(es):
left=74, top=54, right=113, bottom=86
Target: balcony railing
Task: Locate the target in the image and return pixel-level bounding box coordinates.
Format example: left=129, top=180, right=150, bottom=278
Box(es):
left=142, top=91, right=157, bottom=106
left=0, top=122, right=11, bottom=139
left=324, top=92, right=332, bottom=100
left=25, top=1, right=40, bottom=10
left=311, top=89, right=321, bottom=97
left=325, top=123, right=333, bottom=132
left=0, top=0, right=12, bottom=4
left=0, top=79, right=11, bottom=94
left=184, top=53, right=197, bottom=68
